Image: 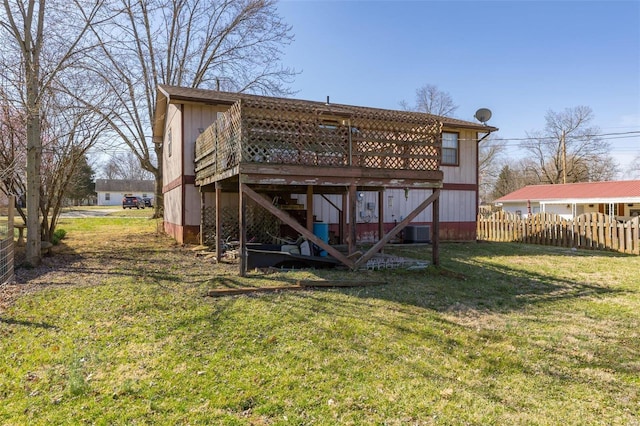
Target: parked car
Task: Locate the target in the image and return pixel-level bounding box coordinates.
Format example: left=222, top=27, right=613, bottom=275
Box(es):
left=122, top=196, right=145, bottom=209
left=142, top=197, right=153, bottom=207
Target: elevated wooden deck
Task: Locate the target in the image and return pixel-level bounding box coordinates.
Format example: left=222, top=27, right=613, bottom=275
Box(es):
left=194, top=96, right=444, bottom=189
left=192, top=95, right=445, bottom=275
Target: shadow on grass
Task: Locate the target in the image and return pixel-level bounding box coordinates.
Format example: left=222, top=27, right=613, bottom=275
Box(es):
left=226, top=241, right=626, bottom=316
left=0, top=316, right=59, bottom=329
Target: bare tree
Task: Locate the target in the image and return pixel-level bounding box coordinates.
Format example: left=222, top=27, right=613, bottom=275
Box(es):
left=101, top=152, right=154, bottom=181
left=1, top=0, right=105, bottom=266
left=80, top=0, right=296, bottom=218
left=521, top=106, right=618, bottom=184
left=414, top=84, right=458, bottom=117
left=627, top=153, right=640, bottom=179
left=478, top=135, right=505, bottom=203
left=38, top=89, right=110, bottom=242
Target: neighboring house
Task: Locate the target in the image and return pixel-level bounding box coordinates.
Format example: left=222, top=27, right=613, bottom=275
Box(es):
left=152, top=85, right=497, bottom=253
left=494, top=180, right=640, bottom=219
left=95, top=179, right=155, bottom=207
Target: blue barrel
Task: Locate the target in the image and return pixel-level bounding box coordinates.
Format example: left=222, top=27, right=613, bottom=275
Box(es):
left=312, top=222, right=329, bottom=256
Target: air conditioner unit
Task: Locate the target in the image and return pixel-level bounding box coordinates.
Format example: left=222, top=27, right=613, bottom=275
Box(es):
left=404, top=225, right=431, bottom=243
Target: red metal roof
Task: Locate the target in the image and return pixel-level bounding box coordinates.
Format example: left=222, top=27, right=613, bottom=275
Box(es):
left=495, top=180, right=640, bottom=202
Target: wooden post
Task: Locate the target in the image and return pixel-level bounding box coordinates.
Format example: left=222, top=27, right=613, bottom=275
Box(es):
left=353, top=189, right=440, bottom=269
left=433, top=190, right=440, bottom=267
left=348, top=184, right=357, bottom=255
left=306, top=185, right=314, bottom=231
left=378, top=190, right=385, bottom=243
left=239, top=184, right=247, bottom=276
left=240, top=184, right=355, bottom=268
left=200, top=191, right=205, bottom=246
left=215, top=183, right=222, bottom=263
left=341, top=192, right=348, bottom=245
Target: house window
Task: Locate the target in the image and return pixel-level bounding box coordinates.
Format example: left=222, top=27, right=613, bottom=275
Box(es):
left=605, top=204, right=618, bottom=216
left=442, top=132, right=459, bottom=166
left=105, top=193, right=110, bottom=201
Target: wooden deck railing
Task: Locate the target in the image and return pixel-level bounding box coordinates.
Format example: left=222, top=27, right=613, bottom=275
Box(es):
left=477, top=211, right=640, bottom=254
left=195, top=97, right=442, bottom=184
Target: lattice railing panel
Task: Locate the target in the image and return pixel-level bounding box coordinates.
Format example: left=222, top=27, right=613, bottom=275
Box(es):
left=241, top=99, right=349, bottom=167
left=195, top=101, right=243, bottom=181
left=196, top=95, right=443, bottom=183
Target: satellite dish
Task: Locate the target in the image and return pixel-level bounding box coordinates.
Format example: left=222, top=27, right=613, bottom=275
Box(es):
left=474, top=108, right=492, bottom=124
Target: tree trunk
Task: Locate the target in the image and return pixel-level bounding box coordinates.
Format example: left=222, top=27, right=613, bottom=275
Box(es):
left=25, top=62, right=42, bottom=266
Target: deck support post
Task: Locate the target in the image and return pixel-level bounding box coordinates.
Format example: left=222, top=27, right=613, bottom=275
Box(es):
left=240, top=184, right=355, bottom=269
left=348, top=184, right=357, bottom=255
left=215, top=182, right=222, bottom=263
left=378, top=190, right=385, bottom=244
left=306, top=185, right=314, bottom=231
left=353, top=189, right=441, bottom=269
left=433, top=192, right=440, bottom=267
left=341, top=192, right=348, bottom=245
left=239, top=183, right=247, bottom=276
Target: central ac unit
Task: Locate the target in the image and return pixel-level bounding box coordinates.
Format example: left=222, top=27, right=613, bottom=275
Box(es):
left=403, top=225, right=431, bottom=243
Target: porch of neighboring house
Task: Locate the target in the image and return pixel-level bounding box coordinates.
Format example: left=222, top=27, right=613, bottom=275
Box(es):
left=193, top=96, right=444, bottom=275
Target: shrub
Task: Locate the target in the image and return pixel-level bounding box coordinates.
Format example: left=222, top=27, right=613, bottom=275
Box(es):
left=52, top=228, right=67, bottom=245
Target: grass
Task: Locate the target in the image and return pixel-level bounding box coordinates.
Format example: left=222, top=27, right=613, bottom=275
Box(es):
left=1, top=215, right=639, bottom=425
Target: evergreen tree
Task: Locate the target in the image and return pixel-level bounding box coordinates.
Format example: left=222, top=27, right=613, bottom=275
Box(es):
left=66, top=153, right=95, bottom=206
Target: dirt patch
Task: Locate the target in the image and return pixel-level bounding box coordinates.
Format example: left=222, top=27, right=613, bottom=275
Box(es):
left=1, top=232, right=236, bottom=314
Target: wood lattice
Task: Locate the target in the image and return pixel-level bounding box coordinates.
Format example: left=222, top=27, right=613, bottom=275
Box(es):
left=195, top=95, right=442, bottom=184
left=201, top=200, right=280, bottom=247
left=201, top=206, right=239, bottom=246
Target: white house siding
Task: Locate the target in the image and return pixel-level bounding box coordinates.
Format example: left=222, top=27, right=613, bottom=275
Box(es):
left=441, top=129, right=477, bottom=185
left=292, top=188, right=476, bottom=224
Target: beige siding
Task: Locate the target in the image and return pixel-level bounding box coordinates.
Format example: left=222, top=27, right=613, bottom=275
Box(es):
left=439, top=190, right=477, bottom=222
left=164, top=104, right=183, bottom=185
left=183, top=104, right=222, bottom=175
left=164, top=187, right=183, bottom=225
left=185, top=185, right=201, bottom=226
left=442, top=129, right=477, bottom=184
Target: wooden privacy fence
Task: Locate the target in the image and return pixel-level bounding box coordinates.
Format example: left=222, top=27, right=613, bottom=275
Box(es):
left=477, top=211, right=640, bottom=254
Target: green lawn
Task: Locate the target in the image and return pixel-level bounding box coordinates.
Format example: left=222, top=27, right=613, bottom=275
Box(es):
left=1, top=217, right=638, bottom=425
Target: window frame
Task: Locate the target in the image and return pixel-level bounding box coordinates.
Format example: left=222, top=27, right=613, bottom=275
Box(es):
left=441, top=131, right=460, bottom=166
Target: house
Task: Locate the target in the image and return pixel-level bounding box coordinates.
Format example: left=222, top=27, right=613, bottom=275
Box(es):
left=494, top=180, right=640, bottom=219
left=95, top=179, right=155, bottom=207
left=152, top=85, right=497, bottom=273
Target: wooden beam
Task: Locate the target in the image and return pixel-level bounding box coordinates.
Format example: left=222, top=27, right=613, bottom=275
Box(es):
left=206, top=279, right=388, bottom=297
left=297, top=280, right=387, bottom=288
left=239, top=184, right=247, bottom=276
left=341, top=192, right=347, bottom=245
left=306, top=185, right=314, bottom=231
left=215, top=183, right=222, bottom=263
left=207, top=286, right=306, bottom=297
left=241, top=184, right=355, bottom=269
left=433, top=193, right=440, bottom=267
left=348, top=184, right=357, bottom=255
left=238, top=163, right=443, bottom=187
left=354, top=189, right=440, bottom=269
left=378, top=190, right=385, bottom=244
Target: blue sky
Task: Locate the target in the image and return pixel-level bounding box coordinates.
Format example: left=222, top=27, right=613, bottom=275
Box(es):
left=276, top=0, right=640, bottom=176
